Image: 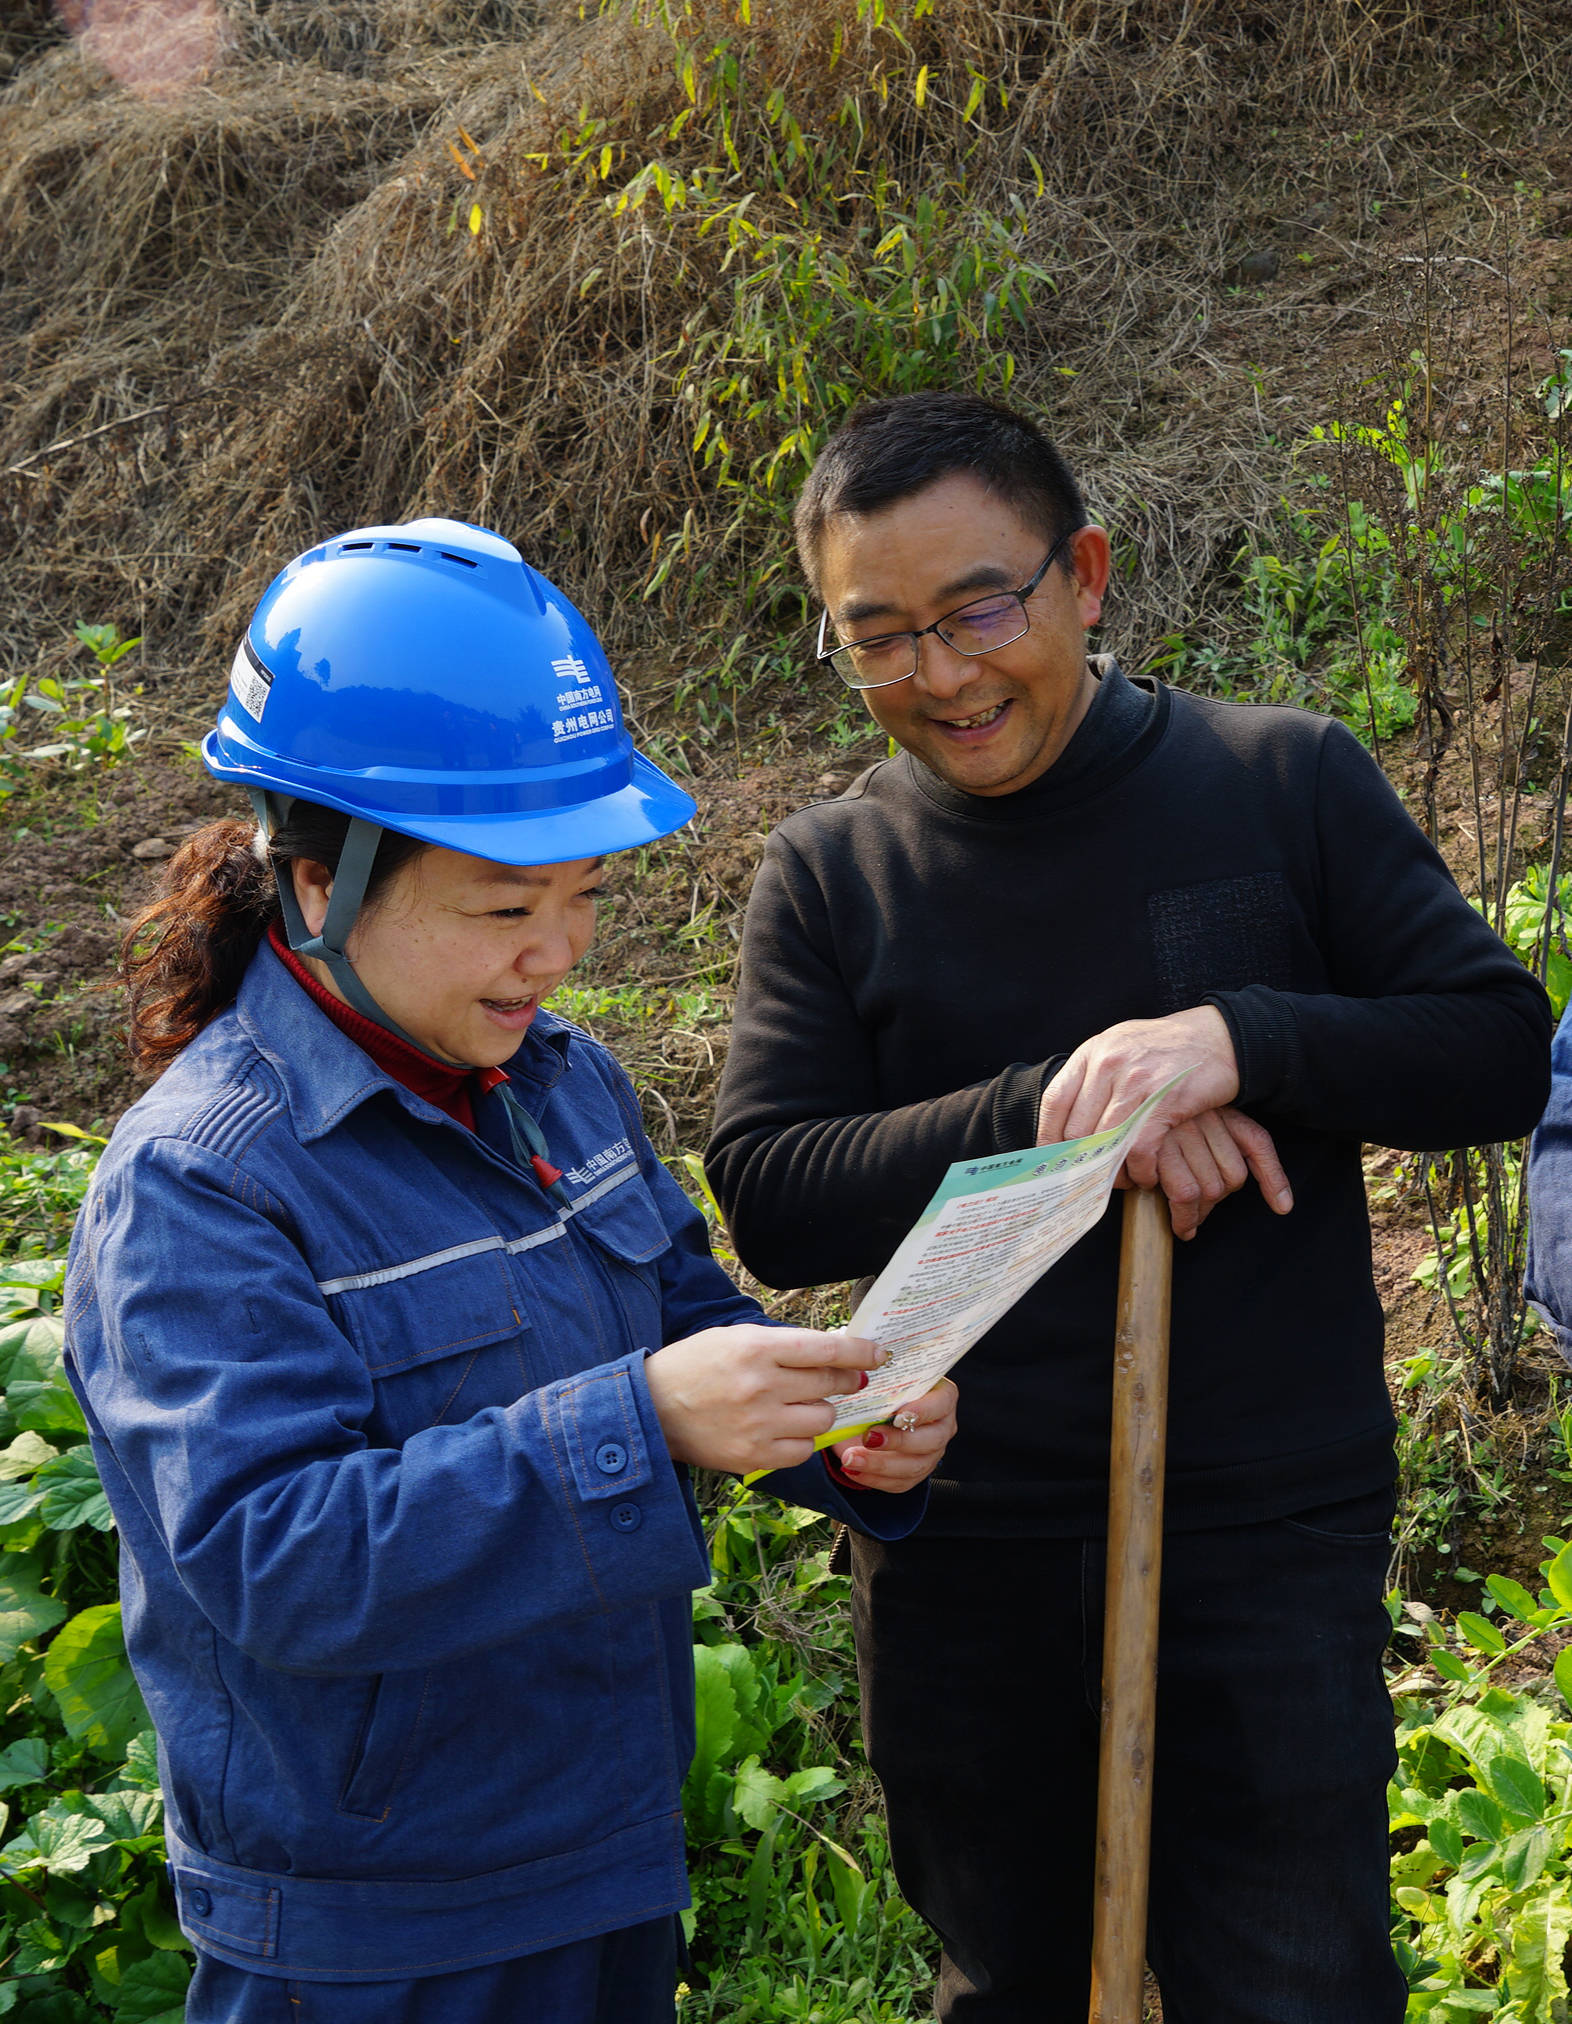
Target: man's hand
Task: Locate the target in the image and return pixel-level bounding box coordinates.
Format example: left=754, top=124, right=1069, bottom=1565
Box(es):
left=645, top=1326, right=883, bottom=1475
left=831, top=1379, right=958, bottom=1493
left=1035, top=1006, right=1293, bottom=1240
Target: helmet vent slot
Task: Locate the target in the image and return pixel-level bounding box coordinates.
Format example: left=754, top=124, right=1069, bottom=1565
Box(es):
left=387, top=541, right=420, bottom=552
left=440, top=552, right=479, bottom=568
left=339, top=541, right=374, bottom=551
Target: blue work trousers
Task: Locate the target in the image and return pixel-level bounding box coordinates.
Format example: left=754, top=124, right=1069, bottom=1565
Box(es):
left=184, top=1914, right=678, bottom=2023
left=851, top=1492, right=1408, bottom=2022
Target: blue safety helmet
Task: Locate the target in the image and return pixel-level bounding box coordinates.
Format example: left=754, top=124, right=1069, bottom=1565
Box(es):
left=204, top=516, right=694, bottom=863
left=201, top=517, right=696, bottom=1066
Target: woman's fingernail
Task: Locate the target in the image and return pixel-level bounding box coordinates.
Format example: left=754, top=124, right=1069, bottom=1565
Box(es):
left=865, top=1429, right=886, bottom=1449
left=857, top=1371, right=869, bottom=1391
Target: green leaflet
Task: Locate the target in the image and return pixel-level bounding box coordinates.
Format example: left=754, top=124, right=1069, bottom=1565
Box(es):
left=72, top=1786, right=164, bottom=1844
left=0, top=1431, right=58, bottom=1481
left=0, top=1734, right=48, bottom=1793
left=1483, top=1754, right=1547, bottom=1826
left=33, top=1448, right=114, bottom=1533
left=0, top=1552, right=68, bottom=1661
left=733, top=1754, right=791, bottom=1832
left=1457, top=1611, right=1508, bottom=1657
left=0, top=1313, right=67, bottom=1386
left=111, top=1948, right=192, bottom=2024
left=43, top=1602, right=150, bottom=1760
left=1, top=1802, right=116, bottom=1875
left=1503, top=1888, right=1572, bottom=2017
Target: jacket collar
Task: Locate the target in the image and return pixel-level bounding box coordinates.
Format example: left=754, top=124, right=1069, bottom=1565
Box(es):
left=233, top=941, right=572, bottom=1145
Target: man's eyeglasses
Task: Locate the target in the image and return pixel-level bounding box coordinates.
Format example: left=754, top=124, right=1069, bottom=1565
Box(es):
left=814, top=529, right=1076, bottom=691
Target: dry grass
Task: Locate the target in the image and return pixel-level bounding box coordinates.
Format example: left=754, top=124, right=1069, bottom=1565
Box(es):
left=3, top=0, right=1569, bottom=717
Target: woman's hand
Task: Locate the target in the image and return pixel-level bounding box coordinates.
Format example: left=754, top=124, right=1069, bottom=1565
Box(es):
left=645, top=1326, right=883, bottom=1476
left=831, top=1379, right=957, bottom=1493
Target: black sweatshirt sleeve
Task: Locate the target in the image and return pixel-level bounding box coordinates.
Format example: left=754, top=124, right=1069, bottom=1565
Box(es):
left=706, top=833, right=1050, bottom=1289
left=1206, top=723, right=1551, bottom=1149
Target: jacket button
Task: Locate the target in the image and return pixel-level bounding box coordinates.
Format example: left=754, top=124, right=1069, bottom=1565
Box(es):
left=594, top=1441, right=628, bottom=1475
left=188, top=1886, right=213, bottom=1918
left=610, top=1502, right=642, bottom=1532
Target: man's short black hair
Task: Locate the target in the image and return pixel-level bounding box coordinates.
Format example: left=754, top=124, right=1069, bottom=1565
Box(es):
left=793, top=392, right=1089, bottom=596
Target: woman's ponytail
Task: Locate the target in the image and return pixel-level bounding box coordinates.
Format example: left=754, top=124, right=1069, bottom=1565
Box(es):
left=121, top=821, right=276, bottom=1072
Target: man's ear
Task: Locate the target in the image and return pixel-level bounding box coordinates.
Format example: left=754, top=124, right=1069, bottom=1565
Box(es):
left=1068, top=525, right=1113, bottom=629
left=290, top=859, right=335, bottom=939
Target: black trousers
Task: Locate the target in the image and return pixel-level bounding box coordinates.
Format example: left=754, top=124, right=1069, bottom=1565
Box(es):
left=850, top=1490, right=1408, bottom=2024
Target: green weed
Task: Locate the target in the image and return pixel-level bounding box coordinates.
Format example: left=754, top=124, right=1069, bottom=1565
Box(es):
left=0, top=1190, right=188, bottom=2020
left=0, top=625, right=145, bottom=794
left=681, top=1481, right=935, bottom=2018
left=1386, top=1539, right=1572, bottom=2016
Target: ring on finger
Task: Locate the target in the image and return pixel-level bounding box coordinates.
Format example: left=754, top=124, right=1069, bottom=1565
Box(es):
left=892, top=1411, right=919, bottom=1433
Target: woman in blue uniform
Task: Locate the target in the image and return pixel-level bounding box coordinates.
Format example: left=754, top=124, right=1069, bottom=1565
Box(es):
left=63, top=519, right=954, bottom=2023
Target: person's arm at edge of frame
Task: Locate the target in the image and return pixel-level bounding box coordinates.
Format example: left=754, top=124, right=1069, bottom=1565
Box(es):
left=1526, top=1000, right=1572, bottom=1362
left=706, top=828, right=1061, bottom=1291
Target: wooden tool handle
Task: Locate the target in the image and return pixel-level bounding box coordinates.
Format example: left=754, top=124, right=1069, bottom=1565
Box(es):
left=1089, top=1187, right=1174, bottom=2024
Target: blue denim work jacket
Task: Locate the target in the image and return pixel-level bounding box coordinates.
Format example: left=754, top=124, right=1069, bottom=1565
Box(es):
left=64, top=946, right=923, bottom=1981
left=1528, top=999, right=1572, bottom=1364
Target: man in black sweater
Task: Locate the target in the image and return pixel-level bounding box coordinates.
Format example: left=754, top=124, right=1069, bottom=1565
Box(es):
left=706, top=394, right=1550, bottom=2022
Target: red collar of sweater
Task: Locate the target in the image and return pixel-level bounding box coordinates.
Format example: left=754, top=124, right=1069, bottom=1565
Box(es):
left=266, top=923, right=508, bottom=1130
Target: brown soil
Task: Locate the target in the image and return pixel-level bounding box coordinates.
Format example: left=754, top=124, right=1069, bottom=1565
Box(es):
left=0, top=756, right=232, bottom=1132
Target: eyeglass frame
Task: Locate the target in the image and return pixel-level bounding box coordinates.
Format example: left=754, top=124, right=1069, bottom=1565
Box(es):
left=812, top=527, right=1079, bottom=691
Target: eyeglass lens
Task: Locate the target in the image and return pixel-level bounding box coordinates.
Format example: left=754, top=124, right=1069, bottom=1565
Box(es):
left=831, top=591, right=1030, bottom=688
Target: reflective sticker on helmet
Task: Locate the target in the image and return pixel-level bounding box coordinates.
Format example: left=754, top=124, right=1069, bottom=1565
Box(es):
left=230, top=638, right=273, bottom=723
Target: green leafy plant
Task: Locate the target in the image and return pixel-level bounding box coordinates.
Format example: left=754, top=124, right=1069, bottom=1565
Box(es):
left=1149, top=495, right=1418, bottom=749
left=1319, top=330, right=1569, bottom=1408
left=680, top=1484, right=936, bottom=2019
left=0, top=625, right=146, bottom=791
left=1493, top=865, right=1572, bottom=1024
left=1387, top=1540, right=1572, bottom=2016
left=0, top=1136, right=191, bottom=2021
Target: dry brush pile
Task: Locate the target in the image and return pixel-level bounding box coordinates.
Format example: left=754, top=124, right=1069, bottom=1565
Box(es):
left=2, top=0, right=1569, bottom=708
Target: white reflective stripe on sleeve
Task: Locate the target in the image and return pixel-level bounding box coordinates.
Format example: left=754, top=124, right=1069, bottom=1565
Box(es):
left=315, top=1163, right=642, bottom=1295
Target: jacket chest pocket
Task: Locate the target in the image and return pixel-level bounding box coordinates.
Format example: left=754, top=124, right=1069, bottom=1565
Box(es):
left=323, top=1247, right=535, bottom=1438
left=562, top=1170, right=672, bottom=1350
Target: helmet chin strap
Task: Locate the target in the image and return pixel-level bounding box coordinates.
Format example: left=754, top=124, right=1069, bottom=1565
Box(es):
left=249, top=790, right=450, bottom=1064
left=248, top=791, right=572, bottom=1202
